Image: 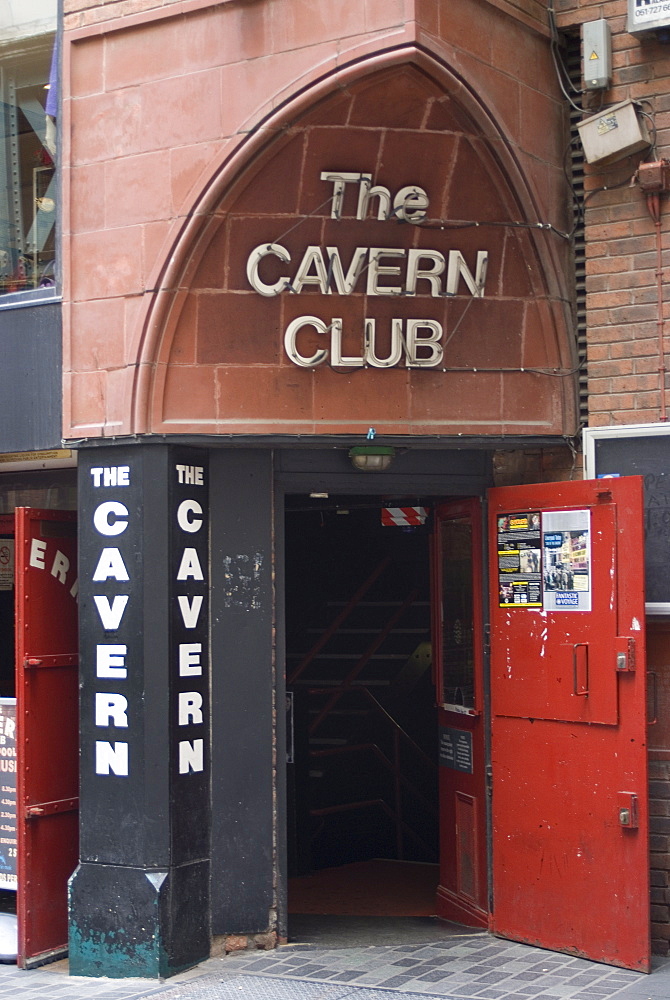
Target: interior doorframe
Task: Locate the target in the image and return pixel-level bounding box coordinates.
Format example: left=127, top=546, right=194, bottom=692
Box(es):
left=274, top=446, right=493, bottom=938
left=432, top=496, right=491, bottom=925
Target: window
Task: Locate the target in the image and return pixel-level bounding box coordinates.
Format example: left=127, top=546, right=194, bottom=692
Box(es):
left=0, top=3, right=57, bottom=296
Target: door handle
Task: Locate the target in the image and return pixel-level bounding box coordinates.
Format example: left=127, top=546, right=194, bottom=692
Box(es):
left=573, top=643, right=589, bottom=696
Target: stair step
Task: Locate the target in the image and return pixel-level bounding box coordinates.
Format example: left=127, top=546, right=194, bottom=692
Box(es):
left=291, top=678, right=391, bottom=687
left=287, top=652, right=409, bottom=660
left=326, top=600, right=430, bottom=607
left=305, top=627, right=427, bottom=635
left=307, top=709, right=368, bottom=717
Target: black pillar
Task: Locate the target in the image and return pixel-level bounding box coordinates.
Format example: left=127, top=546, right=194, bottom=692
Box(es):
left=209, top=450, right=277, bottom=935
left=69, top=444, right=211, bottom=978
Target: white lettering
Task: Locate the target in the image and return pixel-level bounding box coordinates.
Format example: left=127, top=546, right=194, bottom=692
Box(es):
left=179, top=739, right=204, bottom=774
left=246, top=243, right=291, bottom=296
left=292, top=246, right=330, bottom=294
left=178, top=691, right=203, bottom=726
left=179, top=643, right=202, bottom=676
left=249, top=245, right=487, bottom=299
left=445, top=250, right=488, bottom=297
left=366, top=248, right=406, bottom=296
left=93, top=548, right=130, bottom=582
left=393, top=185, right=429, bottom=224
left=29, top=538, right=46, bottom=570
left=320, top=170, right=362, bottom=218
left=283, top=316, right=329, bottom=368
left=176, top=548, right=204, bottom=581
left=284, top=316, right=446, bottom=369
left=96, top=644, right=128, bottom=679
left=90, top=466, right=130, bottom=488
left=94, top=595, right=129, bottom=630
left=50, top=549, right=69, bottom=584
left=95, top=693, right=129, bottom=728
left=356, top=174, right=391, bottom=221
left=405, top=319, right=444, bottom=367
left=177, top=500, right=203, bottom=534
left=95, top=741, right=129, bottom=776
left=175, top=465, right=204, bottom=486
left=326, top=247, right=367, bottom=295
left=406, top=250, right=445, bottom=296
left=330, top=318, right=364, bottom=367
left=178, top=595, right=204, bottom=629
left=364, top=318, right=404, bottom=368
left=93, top=501, right=129, bottom=536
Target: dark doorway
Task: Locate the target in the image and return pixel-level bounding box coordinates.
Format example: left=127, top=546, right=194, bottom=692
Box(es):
left=284, top=495, right=439, bottom=924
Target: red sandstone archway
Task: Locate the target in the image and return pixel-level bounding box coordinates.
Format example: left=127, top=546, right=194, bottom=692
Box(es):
left=136, top=49, right=577, bottom=438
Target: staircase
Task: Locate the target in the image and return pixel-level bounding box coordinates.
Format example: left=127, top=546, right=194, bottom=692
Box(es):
left=286, top=553, right=439, bottom=873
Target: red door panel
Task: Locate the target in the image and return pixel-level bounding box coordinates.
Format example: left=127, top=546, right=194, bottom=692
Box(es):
left=489, top=478, right=649, bottom=972
left=16, top=509, right=78, bottom=968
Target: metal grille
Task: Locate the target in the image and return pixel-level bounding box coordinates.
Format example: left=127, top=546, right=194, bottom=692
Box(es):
left=155, top=976, right=448, bottom=1000
left=563, top=31, right=588, bottom=426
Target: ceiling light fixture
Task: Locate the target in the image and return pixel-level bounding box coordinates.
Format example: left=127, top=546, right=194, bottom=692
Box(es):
left=348, top=445, right=395, bottom=472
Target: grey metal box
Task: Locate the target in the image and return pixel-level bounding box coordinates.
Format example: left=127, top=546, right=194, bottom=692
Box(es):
left=577, top=100, right=651, bottom=166
left=582, top=19, right=611, bottom=90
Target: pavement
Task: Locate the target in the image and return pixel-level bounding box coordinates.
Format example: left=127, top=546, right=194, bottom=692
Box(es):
left=1, top=919, right=670, bottom=1000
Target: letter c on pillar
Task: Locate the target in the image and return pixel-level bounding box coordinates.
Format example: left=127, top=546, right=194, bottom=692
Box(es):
left=93, top=501, right=129, bottom=537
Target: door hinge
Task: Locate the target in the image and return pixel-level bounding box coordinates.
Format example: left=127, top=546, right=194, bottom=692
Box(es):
left=484, top=623, right=491, bottom=657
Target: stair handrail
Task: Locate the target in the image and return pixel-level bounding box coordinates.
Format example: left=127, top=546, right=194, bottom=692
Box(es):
left=308, top=587, right=419, bottom=734
left=311, top=742, right=436, bottom=815
left=288, top=555, right=392, bottom=684
left=309, top=797, right=435, bottom=859
left=307, top=683, right=436, bottom=772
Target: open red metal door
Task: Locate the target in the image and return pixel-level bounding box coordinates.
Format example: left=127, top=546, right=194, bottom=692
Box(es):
left=433, top=498, right=488, bottom=926
left=16, top=509, right=78, bottom=968
left=489, top=477, right=649, bottom=972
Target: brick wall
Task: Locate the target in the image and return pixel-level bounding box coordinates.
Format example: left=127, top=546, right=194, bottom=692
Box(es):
left=649, top=759, right=670, bottom=954
left=556, top=0, right=670, bottom=427
left=555, top=0, right=670, bottom=952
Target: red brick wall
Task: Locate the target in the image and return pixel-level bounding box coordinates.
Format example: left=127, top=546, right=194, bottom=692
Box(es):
left=556, top=2, right=670, bottom=954
left=556, top=0, right=670, bottom=427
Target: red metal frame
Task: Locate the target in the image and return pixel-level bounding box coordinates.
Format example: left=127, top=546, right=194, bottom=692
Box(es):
left=432, top=497, right=488, bottom=927
left=16, top=508, right=79, bottom=968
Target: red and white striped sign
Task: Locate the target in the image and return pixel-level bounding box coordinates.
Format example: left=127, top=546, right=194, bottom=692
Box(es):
left=381, top=506, right=429, bottom=527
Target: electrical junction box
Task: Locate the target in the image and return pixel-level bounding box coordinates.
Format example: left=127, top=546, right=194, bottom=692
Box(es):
left=582, top=19, right=612, bottom=90
left=628, top=0, right=670, bottom=36
left=577, top=100, right=651, bottom=166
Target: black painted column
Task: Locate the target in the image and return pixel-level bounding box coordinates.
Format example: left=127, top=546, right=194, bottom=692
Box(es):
left=209, top=450, right=277, bottom=936
left=69, top=444, right=211, bottom=978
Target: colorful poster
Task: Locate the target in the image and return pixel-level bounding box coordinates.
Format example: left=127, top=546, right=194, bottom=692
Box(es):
left=542, top=509, right=592, bottom=612
left=0, top=540, right=13, bottom=592
left=0, top=699, right=16, bottom=890
left=497, top=512, right=542, bottom=607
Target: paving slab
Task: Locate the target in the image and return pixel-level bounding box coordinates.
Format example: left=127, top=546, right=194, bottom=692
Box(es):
left=0, top=933, right=668, bottom=1000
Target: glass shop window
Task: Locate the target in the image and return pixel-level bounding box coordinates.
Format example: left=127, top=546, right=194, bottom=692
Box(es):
left=0, top=4, right=57, bottom=297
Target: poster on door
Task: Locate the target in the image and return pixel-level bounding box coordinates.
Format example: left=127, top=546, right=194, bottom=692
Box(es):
left=497, top=511, right=542, bottom=607
left=0, top=540, right=13, bottom=591
left=542, top=509, right=592, bottom=612
left=0, top=699, right=16, bottom=889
